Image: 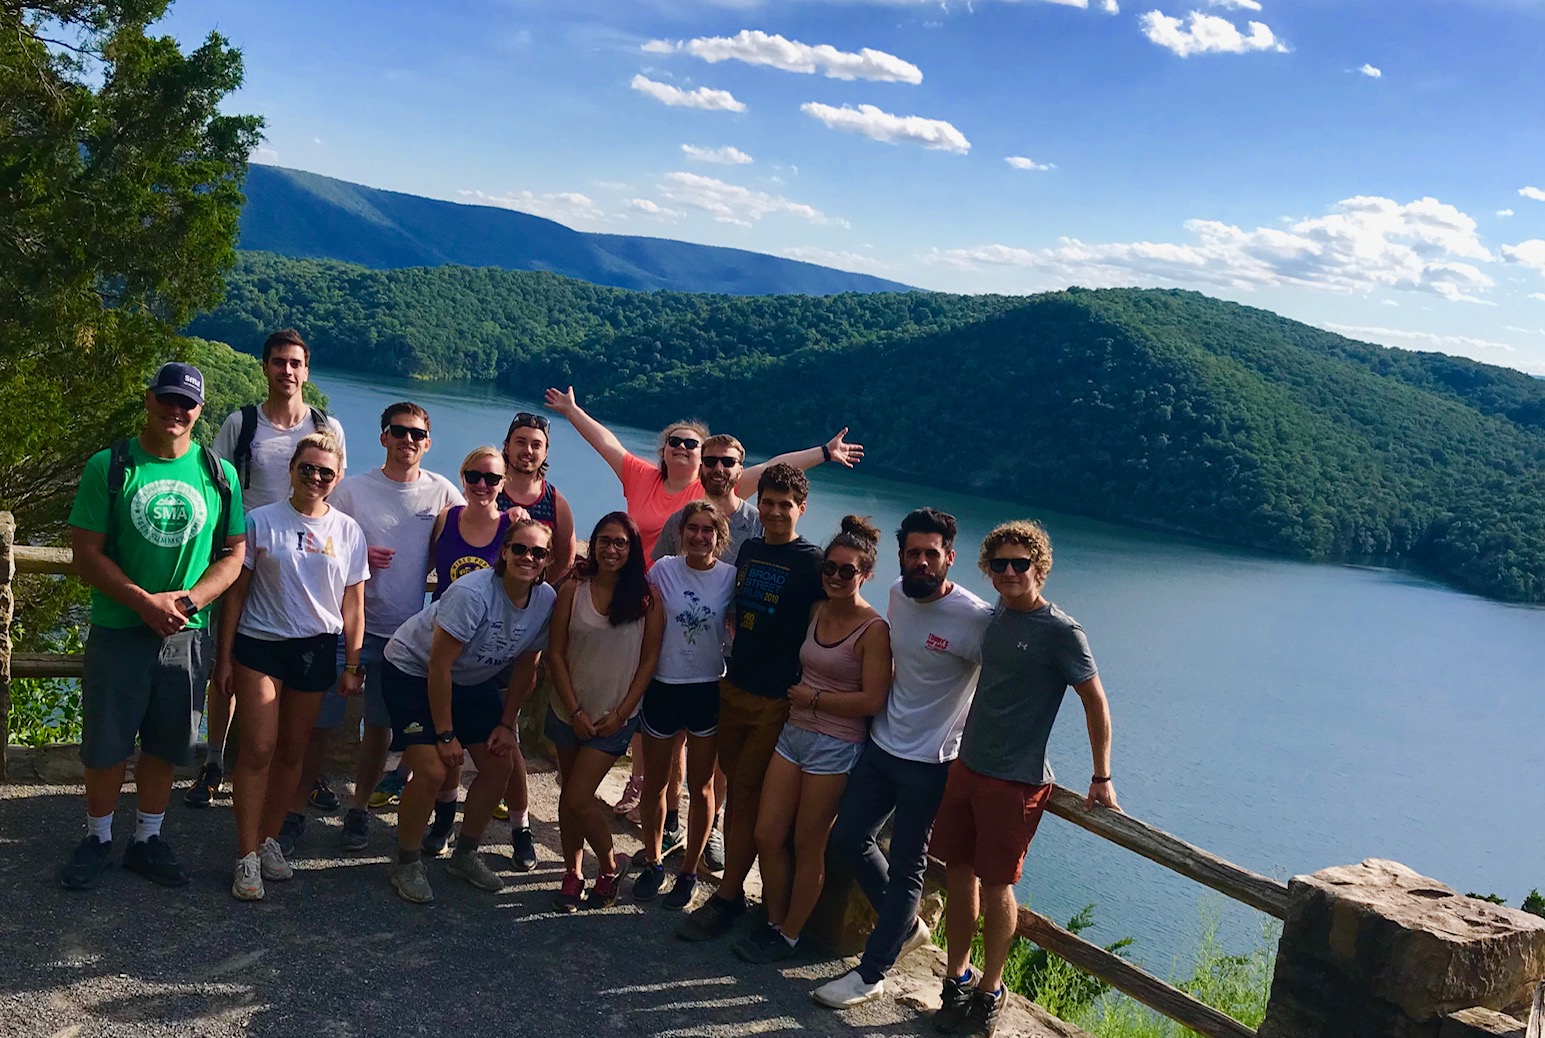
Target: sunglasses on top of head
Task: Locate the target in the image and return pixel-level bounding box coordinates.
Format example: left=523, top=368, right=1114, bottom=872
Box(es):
left=988, top=557, right=1035, bottom=574
left=462, top=470, right=503, bottom=487
left=297, top=462, right=336, bottom=484
left=666, top=435, right=701, bottom=451
left=508, top=412, right=550, bottom=433
left=385, top=423, right=428, bottom=442
left=700, top=455, right=740, bottom=469
left=821, top=560, right=863, bottom=581
left=507, top=543, right=550, bottom=561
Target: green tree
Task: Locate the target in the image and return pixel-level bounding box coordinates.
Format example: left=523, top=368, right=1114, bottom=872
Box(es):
left=0, top=0, right=263, bottom=540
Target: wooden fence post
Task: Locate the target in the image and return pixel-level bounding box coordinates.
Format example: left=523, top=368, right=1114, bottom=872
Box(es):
left=0, top=512, right=14, bottom=780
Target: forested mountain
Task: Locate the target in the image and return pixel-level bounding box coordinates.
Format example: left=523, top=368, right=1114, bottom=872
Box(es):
left=238, top=165, right=912, bottom=296
left=188, top=252, right=1545, bottom=603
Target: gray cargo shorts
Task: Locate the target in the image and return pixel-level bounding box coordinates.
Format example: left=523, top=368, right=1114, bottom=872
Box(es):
left=80, top=625, right=213, bottom=770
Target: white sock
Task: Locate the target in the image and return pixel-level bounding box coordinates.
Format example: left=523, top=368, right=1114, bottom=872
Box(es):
left=206, top=743, right=225, bottom=769
left=514, top=810, right=530, bottom=829
left=782, top=932, right=798, bottom=948
left=87, top=812, right=113, bottom=843
left=134, top=810, right=165, bottom=843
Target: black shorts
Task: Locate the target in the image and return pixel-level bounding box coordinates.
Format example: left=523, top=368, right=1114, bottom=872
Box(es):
left=233, top=631, right=341, bottom=693
left=380, top=661, right=504, bottom=751
left=640, top=678, right=721, bottom=739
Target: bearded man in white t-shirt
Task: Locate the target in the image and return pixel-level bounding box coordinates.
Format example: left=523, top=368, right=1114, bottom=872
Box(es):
left=812, top=508, right=994, bottom=1010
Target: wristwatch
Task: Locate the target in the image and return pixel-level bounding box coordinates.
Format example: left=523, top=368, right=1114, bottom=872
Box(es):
left=436, top=729, right=456, bottom=744
left=342, top=663, right=365, bottom=676
left=176, top=594, right=197, bottom=615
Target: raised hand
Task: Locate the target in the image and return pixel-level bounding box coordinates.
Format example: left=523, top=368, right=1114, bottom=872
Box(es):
left=825, top=428, right=865, bottom=468
left=544, top=386, right=579, bottom=416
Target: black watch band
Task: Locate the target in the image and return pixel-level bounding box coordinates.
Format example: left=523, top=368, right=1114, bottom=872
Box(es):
left=436, top=729, right=456, bottom=744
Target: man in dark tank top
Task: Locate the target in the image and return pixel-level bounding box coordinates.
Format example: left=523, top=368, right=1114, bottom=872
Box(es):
left=498, top=412, right=576, bottom=581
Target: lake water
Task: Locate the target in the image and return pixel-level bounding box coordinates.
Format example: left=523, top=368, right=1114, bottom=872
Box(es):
left=314, top=367, right=1545, bottom=971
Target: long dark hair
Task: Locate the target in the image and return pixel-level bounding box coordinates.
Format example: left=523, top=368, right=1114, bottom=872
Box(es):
left=582, top=511, right=651, bottom=625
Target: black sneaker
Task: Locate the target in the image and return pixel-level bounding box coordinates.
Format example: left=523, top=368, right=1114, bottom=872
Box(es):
left=59, top=836, right=113, bottom=890
left=661, top=872, right=697, bottom=911
left=421, top=814, right=455, bottom=857
left=511, top=827, right=538, bottom=872
left=632, top=862, right=666, bottom=902
left=308, top=777, right=340, bottom=812
left=733, top=921, right=797, bottom=964
left=964, top=986, right=1003, bottom=1037
left=183, top=762, right=223, bottom=808
left=122, top=836, right=190, bottom=887
left=933, top=970, right=978, bottom=1034
left=276, top=811, right=307, bottom=856
left=676, top=893, right=746, bottom=942
left=339, top=807, right=369, bottom=852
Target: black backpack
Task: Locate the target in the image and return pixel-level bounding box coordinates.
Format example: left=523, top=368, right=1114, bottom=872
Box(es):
left=231, top=403, right=330, bottom=490
left=106, top=439, right=233, bottom=566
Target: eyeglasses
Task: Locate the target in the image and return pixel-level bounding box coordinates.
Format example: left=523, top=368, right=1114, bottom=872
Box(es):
left=821, top=560, right=863, bottom=581
left=385, top=424, right=428, bottom=442
left=593, top=535, right=630, bottom=551
left=155, top=393, right=198, bottom=410
left=507, top=543, right=551, bottom=561
left=297, top=462, right=337, bottom=484
left=666, top=436, right=701, bottom=451
left=462, top=470, right=503, bottom=487
left=988, top=557, right=1034, bottom=574
left=701, top=455, right=740, bottom=468
left=507, top=412, right=550, bottom=433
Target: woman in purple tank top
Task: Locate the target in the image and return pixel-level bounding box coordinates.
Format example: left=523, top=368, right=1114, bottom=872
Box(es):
left=733, top=516, right=893, bottom=965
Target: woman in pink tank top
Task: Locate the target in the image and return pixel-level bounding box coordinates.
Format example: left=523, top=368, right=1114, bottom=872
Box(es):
left=732, top=516, right=893, bottom=964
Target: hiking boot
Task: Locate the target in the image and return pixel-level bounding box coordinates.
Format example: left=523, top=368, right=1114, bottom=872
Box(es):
left=703, top=825, right=725, bottom=873
left=259, top=837, right=294, bottom=882
left=446, top=850, right=504, bottom=892
left=123, top=836, right=190, bottom=887
left=421, top=813, right=456, bottom=857
left=813, top=969, right=886, bottom=1009
left=661, top=872, right=697, bottom=911
left=963, top=986, right=1003, bottom=1037
left=612, top=774, right=643, bottom=816
left=632, top=862, right=666, bottom=902
left=733, top=921, right=797, bottom=964
left=660, top=824, right=687, bottom=860
left=587, top=860, right=629, bottom=910
left=369, top=771, right=406, bottom=809
left=276, top=811, right=307, bottom=856
left=309, top=776, right=340, bottom=811
left=339, top=808, right=369, bottom=851
left=391, top=859, right=434, bottom=904
left=59, top=836, right=113, bottom=890
left=676, top=893, right=745, bottom=941
left=933, top=969, right=978, bottom=1034
left=232, top=853, right=264, bottom=901
left=184, top=762, right=223, bottom=808
left=511, top=827, right=538, bottom=872
left=554, top=872, right=584, bottom=913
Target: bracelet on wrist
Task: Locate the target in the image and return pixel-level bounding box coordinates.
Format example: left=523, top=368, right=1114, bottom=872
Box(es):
left=1092, top=775, right=1112, bottom=783
left=820, top=444, right=832, bottom=462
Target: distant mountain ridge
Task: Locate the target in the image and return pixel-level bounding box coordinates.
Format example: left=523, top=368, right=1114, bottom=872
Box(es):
left=237, top=165, right=912, bottom=296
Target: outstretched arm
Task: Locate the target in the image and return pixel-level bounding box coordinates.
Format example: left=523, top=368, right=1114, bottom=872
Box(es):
left=1074, top=675, right=1119, bottom=812
left=544, top=386, right=629, bottom=481
left=738, top=427, right=864, bottom=496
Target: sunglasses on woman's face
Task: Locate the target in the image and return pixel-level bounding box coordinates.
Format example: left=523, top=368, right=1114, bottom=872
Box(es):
left=700, top=455, right=740, bottom=468
left=989, top=557, right=1034, bottom=574
left=820, top=560, right=863, bottom=581
left=385, top=423, right=428, bottom=442
left=666, top=436, right=701, bottom=451
left=297, top=462, right=337, bottom=484
left=462, top=470, right=503, bottom=487
left=507, top=543, right=551, bottom=561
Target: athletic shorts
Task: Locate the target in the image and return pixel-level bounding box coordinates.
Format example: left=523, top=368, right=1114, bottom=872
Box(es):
left=640, top=678, right=720, bottom=739
left=928, top=761, right=1052, bottom=886
left=544, top=706, right=639, bottom=758
left=379, top=661, right=504, bottom=751
left=314, top=632, right=391, bottom=730
left=774, top=723, right=865, bottom=776
left=80, top=626, right=212, bottom=770
left=233, top=631, right=340, bottom=693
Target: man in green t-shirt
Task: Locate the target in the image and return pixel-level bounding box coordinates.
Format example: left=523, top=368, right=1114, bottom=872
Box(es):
left=59, top=362, right=247, bottom=891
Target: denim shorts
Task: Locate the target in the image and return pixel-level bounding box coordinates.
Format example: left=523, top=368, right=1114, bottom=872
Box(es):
left=314, top=632, right=391, bottom=729
left=774, top=722, right=865, bottom=776
left=544, top=706, right=639, bottom=758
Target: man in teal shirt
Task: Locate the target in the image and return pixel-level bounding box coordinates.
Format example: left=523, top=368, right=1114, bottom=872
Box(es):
left=60, top=362, right=247, bottom=890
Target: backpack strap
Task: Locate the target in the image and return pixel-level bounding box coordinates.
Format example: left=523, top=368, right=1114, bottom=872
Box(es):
left=199, top=445, right=234, bottom=565
left=104, top=437, right=133, bottom=557
left=232, top=404, right=259, bottom=489
left=308, top=405, right=329, bottom=433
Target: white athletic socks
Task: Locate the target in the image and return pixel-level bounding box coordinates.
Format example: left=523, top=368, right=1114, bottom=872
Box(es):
left=87, top=812, right=113, bottom=843
left=133, top=810, right=165, bottom=843
left=513, top=810, right=530, bottom=829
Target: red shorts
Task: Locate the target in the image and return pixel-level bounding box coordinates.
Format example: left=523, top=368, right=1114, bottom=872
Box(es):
left=929, top=761, right=1052, bottom=885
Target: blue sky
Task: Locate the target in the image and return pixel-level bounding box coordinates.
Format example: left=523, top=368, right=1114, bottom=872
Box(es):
left=163, top=0, right=1545, bottom=373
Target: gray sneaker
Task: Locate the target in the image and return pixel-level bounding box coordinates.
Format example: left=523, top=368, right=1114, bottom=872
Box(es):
left=703, top=825, right=725, bottom=873
left=661, top=824, right=687, bottom=859
left=340, top=808, right=369, bottom=852
left=446, top=850, right=504, bottom=892
left=391, top=859, right=434, bottom=904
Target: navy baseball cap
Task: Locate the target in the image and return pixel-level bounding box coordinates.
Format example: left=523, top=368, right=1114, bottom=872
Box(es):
left=148, top=362, right=205, bottom=406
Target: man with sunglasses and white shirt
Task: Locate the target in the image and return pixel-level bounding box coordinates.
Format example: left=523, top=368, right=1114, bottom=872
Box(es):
left=300, top=402, right=465, bottom=852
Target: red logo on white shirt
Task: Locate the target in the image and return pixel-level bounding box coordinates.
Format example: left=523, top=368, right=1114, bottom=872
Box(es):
left=925, top=633, right=950, bottom=652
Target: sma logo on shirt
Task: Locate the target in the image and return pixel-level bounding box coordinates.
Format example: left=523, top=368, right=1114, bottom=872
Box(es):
left=130, top=480, right=207, bottom=548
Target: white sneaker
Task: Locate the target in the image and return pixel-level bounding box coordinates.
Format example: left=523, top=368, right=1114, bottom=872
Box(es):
left=899, top=915, right=932, bottom=959
left=259, top=837, right=294, bottom=881
left=232, top=853, right=264, bottom=901
left=812, top=969, right=885, bottom=1009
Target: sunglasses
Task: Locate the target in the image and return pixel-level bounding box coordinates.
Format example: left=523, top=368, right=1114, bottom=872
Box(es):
left=385, top=424, right=428, bottom=442
left=507, top=543, right=551, bottom=561
left=701, top=455, right=740, bottom=469
left=666, top=436, right=701, bottom=451
left=155, top=393, right=198, bottom=410
left=462, top=470, right=503, bottom=487
left=508, top=412, right=550, bottom=433
left=297, top=462, right=337, bottom=484
left=821, top=560, right=864, bottom=581
left=988, top=557, right=1035, bottom=574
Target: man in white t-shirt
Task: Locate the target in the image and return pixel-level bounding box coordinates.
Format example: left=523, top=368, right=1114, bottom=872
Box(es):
left=186, top=329, right=349, bottom=810
left=812, top=508, right=993, bottom=1010
left=299, top=401, right=464, bottom=852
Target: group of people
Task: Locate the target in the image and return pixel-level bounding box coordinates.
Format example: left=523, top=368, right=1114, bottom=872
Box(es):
left=59, top=328, right=1119, bottom=1038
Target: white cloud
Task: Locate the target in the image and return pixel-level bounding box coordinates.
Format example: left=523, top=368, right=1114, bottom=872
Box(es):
left=657, top=171, right=833, bottom=226
left=1503, top=239, right=1545, bottom=274
left=781, top=246, right=892, bottom=274
left=801, top=102, right=970, bottom=153
left=1358, top=64, right=1383, bottom=78
left=1322, top=323, right=1520, bottom=358
left=1498, top=209, right=1516, bottom=218
left=627, top=198, right=683, bottom=219
left=928, top=195, right=1498, bottom=304
left=458, top=188, right=609, bottom=225
left=630, top=74, right=746, bottom=112
left=646, top=30, right=923, bottom=84
left=251, top=147, right=279, bottom=164
left=1102, top=0, right=1121, bottom=12
left=1206, top=0, right=1263, bottom=8
left=681, top=144, right=754, bottom=165
left=1520, top=186, right=1545, bottom=203
left=1140, top=10, right=1287, bottom=57
left=1005, top=155, right=1056, bottom=172
left=1532, top=293, right=1545, bottom=302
